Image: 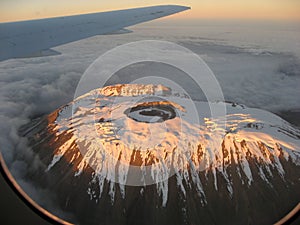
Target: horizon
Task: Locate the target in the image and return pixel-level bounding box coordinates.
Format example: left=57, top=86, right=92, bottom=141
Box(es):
left=1, top=1, right=300, bottom=23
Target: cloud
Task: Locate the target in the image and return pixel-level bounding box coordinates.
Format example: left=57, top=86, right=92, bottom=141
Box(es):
left=0, top=21, right=299, bottom=222
left=178, top=41, right=300, bottom=113
left=278, top=58, right=300, bottom=77
left=0, top=48, right=94, bottom=222
left=0, top=34, right=134, bottom=221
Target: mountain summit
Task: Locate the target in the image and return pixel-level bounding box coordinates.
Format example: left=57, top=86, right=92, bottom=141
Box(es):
left=22, top=84, right=300, bottom=225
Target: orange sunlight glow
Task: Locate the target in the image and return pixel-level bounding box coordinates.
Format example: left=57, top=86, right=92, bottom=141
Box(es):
left=47, top=84, right=299, bottom=177
left=1, top=1, right=300, bottom=23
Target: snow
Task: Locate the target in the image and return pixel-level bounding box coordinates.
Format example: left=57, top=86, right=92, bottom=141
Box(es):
left=46, top=154, right=62, bottom=172
left=45, top=84, right=300, bottom=206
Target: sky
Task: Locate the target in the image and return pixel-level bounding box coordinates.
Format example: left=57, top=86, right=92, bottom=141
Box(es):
left=1, top=0, right=300, bottom=22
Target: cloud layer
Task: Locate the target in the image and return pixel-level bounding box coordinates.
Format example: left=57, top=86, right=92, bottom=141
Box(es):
left=0, top=20, right=299, bottom=222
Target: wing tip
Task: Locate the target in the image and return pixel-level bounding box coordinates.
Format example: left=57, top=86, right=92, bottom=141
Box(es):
left=163, top=5, right=191, bottom=11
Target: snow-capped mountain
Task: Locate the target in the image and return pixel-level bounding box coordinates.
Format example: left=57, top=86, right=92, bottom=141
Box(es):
left=22, top=84, right=300, bottom=225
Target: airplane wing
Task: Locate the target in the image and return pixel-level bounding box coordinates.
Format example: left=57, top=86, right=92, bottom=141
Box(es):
left=0, top=5, right=190, bottom=61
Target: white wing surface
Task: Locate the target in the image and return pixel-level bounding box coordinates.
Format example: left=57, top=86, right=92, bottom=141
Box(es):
left=0, top=5, right=189, bottom=61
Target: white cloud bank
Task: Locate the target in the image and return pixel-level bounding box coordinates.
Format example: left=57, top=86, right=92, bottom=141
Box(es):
left=0, top=20, right=299, bottom=221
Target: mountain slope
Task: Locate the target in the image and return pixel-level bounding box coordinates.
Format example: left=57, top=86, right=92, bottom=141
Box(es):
left=21, top=84, right=300, bottom=225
